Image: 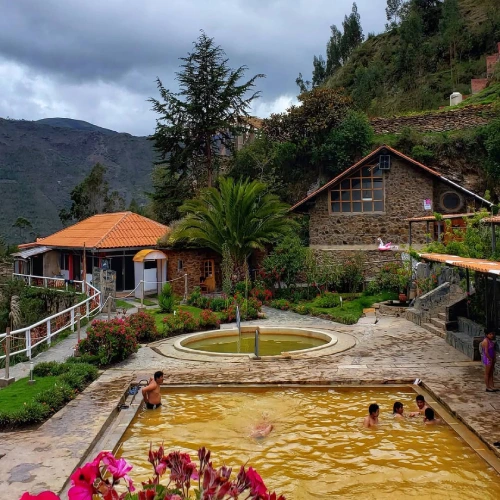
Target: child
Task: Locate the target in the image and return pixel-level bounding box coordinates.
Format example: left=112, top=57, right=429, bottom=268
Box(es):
left=393, top=401, right=405, bottom=419
left=481, top=331, right=498, bottom=392
left=423, top=407, right=441, bottom=425
left=363, top=403, right=380, bottom=428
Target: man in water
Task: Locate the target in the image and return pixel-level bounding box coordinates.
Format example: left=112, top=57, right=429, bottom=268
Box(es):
left=142, top=371, right=164, bottom=409
left=363, top=403, right=380, bottom=428
left=409, top=394, right=429, bottom=417
left=250, top=412, right=273, bottom=438
left=423, top=407, right=442, bottom=425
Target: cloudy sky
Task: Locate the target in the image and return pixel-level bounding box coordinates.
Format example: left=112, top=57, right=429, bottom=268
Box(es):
left=0, top=0, right=387, bottom=136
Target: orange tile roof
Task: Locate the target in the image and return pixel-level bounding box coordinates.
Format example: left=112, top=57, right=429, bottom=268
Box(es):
left=38, top=212, right=168, bottom=249
left=405, top=213, right=476, bottom=222
left=290, top=145, right=491, bottom=211
left=420, top=253, right=500, bottom=275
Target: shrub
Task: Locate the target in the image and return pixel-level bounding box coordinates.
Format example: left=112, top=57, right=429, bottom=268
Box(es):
left=34, top=382, right=75, bottom=410
left=126, top=311, right=159, bottom=342
left=66, top=353, right=101, bottom=366
left=158, top=283, right=175, bottom=313
left=207, top=297, right=227, bottom=312
left=33, top=361, right=69, bottom=377
left=292, top=304, right=311, bottom=315
left=58, top=363, right=99, bottom=391
left=78, top=318, right=138, bottom=366
left=269, top=299, right=290, bottom=310
left=234, top=281, right=249, bottom=294
left=250, top=286, right=273, bottom=303
left=187, top=286, right=202, bottom=306
left=313, top=292, right=341, bottom=308
left=199, top=309, right=220, bottom=328
left=162, top=310, right=199, bottom=336
left=328, top=312, right=359, bottom=325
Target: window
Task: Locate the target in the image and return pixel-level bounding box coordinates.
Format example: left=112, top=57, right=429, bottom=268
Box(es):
left=60, top=254, right=70, bottom=271
left=441, top=191, right=462, bottom=212
left=144, top=260, right=157, bottom=270
left=204, top=260, right=213, bottom=277
left=177, top=259, right=183, bottom=271
left=330, top=165, right=384, bottom=213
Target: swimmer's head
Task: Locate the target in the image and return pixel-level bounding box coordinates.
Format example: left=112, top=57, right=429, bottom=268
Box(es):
left=368, top=403, right=379, bottom=416
left=416, top=394, right=425, bottom=410
left=424, top=408, right=435, bottom=420
left=154, top=371, right=164, bottom=382
left=393, top=402, right=403, bottom=414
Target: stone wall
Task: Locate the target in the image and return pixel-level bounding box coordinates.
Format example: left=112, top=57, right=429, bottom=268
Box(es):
left=165, top=249, right=222, bottom=296
left=369, top=105, right=498, bottom=135
left=0, top=259, right=12, bottom=283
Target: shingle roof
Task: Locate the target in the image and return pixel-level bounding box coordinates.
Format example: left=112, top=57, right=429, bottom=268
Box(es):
left=37, top=212, right=168, bottom=249
left=483, top=215, right=500, bottom=224
left=405, top=213, right=477, bottom=222
left=290, top=145, right=491, bottom=211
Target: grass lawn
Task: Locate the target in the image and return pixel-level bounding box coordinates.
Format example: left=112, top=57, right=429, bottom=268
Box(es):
left=116, top=299, right=135, bottom=310
left=297, top=291, right=398, bottom=324
left=142, top=298, right=157, bottom=307
left=0, top=376, right=59, bottom=414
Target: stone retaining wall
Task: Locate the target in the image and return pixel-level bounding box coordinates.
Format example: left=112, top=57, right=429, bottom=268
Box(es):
left=370, top=105, right=498, bottom=135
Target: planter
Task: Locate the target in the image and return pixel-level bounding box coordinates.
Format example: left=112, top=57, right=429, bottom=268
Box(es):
left=399, top=293, right=408, bottom=303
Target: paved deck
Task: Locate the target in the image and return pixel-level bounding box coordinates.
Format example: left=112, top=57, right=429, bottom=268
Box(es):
left=1, top=307, right=500, bottom=498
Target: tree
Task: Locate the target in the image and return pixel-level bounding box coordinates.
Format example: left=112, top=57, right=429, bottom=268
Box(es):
left=312, top=55, right=327, bottom=87
left=341, top=3, right=364, bottom=62
left=149, top=31, right=264, bottom=190
left=12, top=217, right=32, bottom=242
left=169, top=177, right=294, bottom=272
left=326, top=25, right=343, bottom=76
left=295, top=72, right=311, bottom=94
left=440, top=0, right=464, bottom=88
left=59, top=163, right=125, bottom=225
left=386, top=0, right=406, bottom=27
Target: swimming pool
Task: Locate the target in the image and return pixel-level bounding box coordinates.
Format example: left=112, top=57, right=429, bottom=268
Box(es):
left=116, top=386, right=500, bottom=499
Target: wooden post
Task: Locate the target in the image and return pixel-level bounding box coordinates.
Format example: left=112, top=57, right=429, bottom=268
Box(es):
left=141, top=280, right=144, bottom=308
left=76, top=313, right=81, bottom=343
left=107, top=296, right=112, bottom=321
left=426, top=221, right=430, bottom=243
left=184, top=273, right=188, bottom=301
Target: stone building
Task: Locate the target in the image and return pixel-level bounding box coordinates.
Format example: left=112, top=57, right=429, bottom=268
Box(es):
left=291, top=145, right=491, bottom=271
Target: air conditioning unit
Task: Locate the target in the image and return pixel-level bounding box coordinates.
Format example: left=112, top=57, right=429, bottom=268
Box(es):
left=379, top=155, right=391, bottom=170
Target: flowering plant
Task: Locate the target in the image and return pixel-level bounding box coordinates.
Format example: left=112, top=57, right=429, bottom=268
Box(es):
left=126, top=311, right=159, bottom=342
left=20, top=446, right=285, bottom=500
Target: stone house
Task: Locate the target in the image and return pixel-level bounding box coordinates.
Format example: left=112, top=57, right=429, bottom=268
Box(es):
left=291, top=145, right=491, bottom=271
left=12, top=212, right=221, bottom=297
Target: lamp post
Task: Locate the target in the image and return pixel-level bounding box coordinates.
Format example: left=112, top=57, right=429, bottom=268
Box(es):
left=28, top=361, right=36, bottom=385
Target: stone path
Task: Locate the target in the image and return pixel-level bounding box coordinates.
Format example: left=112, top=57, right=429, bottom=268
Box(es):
left=2, top=306, right=500, bottom=498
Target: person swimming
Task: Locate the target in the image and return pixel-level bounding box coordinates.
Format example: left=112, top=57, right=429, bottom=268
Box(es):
left=393, top=401, right=405, bottom=419
left=363, top=403, right=380, bottom=428
left=423, top=407, right=442, bottom=425
left=250, top=412, right=273, bottom=438
left=409, top=394, right=430, bottom=417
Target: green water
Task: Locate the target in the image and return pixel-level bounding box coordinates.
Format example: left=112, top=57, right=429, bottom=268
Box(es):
left=184, top=333, right=327, bottom=355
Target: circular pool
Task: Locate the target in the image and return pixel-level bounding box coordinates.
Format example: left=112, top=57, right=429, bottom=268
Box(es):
left=174, top=326, right=337, bottom=358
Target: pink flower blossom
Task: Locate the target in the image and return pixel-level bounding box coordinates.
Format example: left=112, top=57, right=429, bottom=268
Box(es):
left=20, top=492, right=60, bottom=500
left=247, top=467, right=267, bottom=496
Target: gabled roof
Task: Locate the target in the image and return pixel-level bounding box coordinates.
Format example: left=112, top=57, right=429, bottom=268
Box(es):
left=37, top=212, right=168, bottom=249
left=290, top=145, right=492, bottom=211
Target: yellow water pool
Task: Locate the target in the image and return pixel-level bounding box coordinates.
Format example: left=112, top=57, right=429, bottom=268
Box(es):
left=116, top=387, right=500, bottom=499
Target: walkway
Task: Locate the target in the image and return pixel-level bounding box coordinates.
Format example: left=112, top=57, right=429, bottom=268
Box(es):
left=2, top=306, right=500, bottom=498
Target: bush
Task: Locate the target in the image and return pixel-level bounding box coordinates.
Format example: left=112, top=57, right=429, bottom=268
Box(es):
left=162, top=310, right=199, bottom=336
left=234, top=281, right=249, bottom=294
left=126, top=311, right=159, bottom=342
left=34, top=382, right=75, bottom=410
left=207, top=297, right=227, bottom=312
left=327, top=312, right=359, bottom=325
left=58, top=364, right=99, bottom=391
left=269, top=299, right=290, bottom=310
left=33, top=361, right=69, bottom=377
left=199, top=309, right=220, bottom=328
left=66, top=354, right=101, bottom=366
left=250, top=286, right=273, bottom=303
left=158, top=283, right=175, bottom=313
left=292, top=304, right=311, bottom=315
left=78, top=318, right=138, bottom=366
left=312, top=292, right=341, bottom=308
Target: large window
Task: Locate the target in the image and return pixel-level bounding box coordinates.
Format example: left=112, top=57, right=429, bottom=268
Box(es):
left=330, top=165, right=384, bottom=213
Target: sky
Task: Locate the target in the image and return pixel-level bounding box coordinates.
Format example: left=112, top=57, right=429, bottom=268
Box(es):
left=0, top=0, right=387, bottom=136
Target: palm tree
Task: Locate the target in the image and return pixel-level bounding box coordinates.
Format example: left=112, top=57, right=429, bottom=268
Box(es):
left=170, top=178, right=295, bottom=272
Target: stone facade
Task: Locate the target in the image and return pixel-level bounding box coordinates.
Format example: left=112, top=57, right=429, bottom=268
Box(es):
left=369, top=104, right=498, bottom=135
left=165, top=248, right=222, bottom=296
left=308, top=156, right=480, bottom=247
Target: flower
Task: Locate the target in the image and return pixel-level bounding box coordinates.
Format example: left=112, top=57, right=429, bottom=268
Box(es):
left=20, top=493, right=60, bottom=500
left=247, top=467, right=267, bottom=496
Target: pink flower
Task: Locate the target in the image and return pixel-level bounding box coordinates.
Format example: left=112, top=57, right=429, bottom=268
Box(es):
left=70, top=463, right=98, bottom=485
left=247, top=467, right=267, bottom=496
left=104, top=457, right=133, bottom=480
left=67, top=482, right=95, bottom=500
left=20, top=493, right=60, bottom=500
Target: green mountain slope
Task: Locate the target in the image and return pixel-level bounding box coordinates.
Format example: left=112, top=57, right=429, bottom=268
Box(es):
left=36, top=118, right=119, bottom=135
left=0, top=118, right=156, bottom=243
left=323, top=0, right=500, bottom=115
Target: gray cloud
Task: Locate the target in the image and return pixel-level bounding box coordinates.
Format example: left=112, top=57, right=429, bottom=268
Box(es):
left=0, top=0, right=387, bottom=135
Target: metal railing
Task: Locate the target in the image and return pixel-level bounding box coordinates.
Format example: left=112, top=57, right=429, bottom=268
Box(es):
left=13, top=273, right=85, bottom=294
left=0, top=280, right=101, bottom=366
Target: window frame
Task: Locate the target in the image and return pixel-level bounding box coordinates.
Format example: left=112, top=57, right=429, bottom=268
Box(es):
left=328, top=164, right=385, bottom=215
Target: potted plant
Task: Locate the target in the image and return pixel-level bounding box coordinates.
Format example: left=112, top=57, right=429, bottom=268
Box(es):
left=397, top=264, right=412, bottom=304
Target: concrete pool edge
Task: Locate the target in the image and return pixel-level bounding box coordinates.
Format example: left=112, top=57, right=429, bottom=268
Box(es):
left=152, top=327, right=356, bottom=362
left=74, top=380, right=500, bottom=487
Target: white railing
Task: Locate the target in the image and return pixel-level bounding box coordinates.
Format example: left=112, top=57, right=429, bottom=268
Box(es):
left=0, top=281, right=101, bottom=365
left=13, top=273, right=85, bottom=294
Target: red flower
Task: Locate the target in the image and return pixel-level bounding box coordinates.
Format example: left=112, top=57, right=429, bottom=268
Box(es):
left=20, top=493, right=60, bottom=500
left=247, top=467, right=267, bottom=496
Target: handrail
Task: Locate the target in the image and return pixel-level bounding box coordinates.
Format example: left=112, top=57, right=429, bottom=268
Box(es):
left=0, top=276, right=101, bottom=361
left=13, top=273, right=85, bottom=293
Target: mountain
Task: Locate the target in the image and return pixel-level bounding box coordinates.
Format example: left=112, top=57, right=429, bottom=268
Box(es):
left=36, top=118, right=119, bottom=135
left=0, top=118, right=157, bottom=243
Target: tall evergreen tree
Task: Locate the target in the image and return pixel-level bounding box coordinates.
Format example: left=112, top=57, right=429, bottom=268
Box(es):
left=386, top=0, right=406, bottom=27
left=312, top=55, right=327, bottom=87
left=341, top=3, right=364, bottom=62
left=149, top=31, right=264, bottom=196
left=326, top=25, right=343, bottom=76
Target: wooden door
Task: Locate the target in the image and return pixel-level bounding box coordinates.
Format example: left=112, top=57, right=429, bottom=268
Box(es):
left=203, top=259, right=215, bottom=292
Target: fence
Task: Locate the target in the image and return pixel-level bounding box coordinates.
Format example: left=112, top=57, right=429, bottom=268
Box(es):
left=13, top=273, right=85, bottom=294
left=0, top=279, right=101, bottom=369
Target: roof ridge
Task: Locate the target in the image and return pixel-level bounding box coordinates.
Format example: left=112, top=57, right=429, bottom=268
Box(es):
left=93, top=211, right=131, bottom=248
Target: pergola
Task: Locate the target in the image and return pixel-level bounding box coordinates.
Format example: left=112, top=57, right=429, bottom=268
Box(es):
left=406, top=213, right=476, bottom=246
left=420, top=252, right=500, bottom=332
left=482, top=215, right=500, bottom=254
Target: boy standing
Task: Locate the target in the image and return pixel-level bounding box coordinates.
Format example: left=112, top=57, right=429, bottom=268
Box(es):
left=142, top=371, right=164, bottom=409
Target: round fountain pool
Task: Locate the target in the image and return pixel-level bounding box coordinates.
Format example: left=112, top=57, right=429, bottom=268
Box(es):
left=175, top=326, right=337, bottom=358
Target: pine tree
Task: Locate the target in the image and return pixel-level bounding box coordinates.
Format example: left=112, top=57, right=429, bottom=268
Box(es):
left=312, top=55, right=327, bottom=87
left=149, top=31, right=264, bottom=191
left=326, top=25, right=343, bottom=76
left=341, top=3, right=364, bottom=63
